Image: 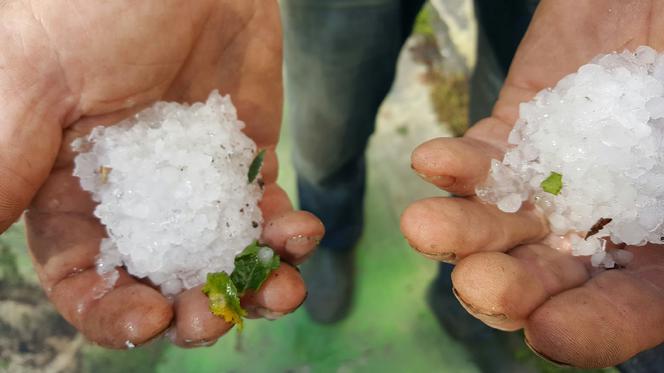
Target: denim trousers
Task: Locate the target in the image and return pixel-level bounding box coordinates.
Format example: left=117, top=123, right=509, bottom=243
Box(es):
left=281, top=0, right=663, bottom=370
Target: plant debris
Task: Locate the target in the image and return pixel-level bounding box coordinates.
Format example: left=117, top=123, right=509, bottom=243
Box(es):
left=202, top=241, right=279, bottom=330
left=585, top=218, right=612, bottom=240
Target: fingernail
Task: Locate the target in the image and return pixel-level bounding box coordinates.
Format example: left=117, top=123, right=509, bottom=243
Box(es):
left=452, top=287, right=508, bottom=323
left=256, top=306, right=285, bottom=320
left=414, top=172, right=456, bottom=187
left=286, top=235, right=322, bottom=255
left=423, top=251, right=457, bottom=264
left=407, top=240, right=458, bottom=263
left=524, top=337, right=572, bottom=367
left=187, top=338, right=219, bottom=347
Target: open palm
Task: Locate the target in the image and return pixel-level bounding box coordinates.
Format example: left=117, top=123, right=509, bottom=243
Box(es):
left=0, top=0, right=323, bottom=348
left=401, top=0, right=664, bottom=368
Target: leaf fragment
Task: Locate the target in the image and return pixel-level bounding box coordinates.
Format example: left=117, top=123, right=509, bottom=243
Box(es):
left=585, top=218, right=612, bottom=240
left=202, top=272, right=246, bottom=329
left=99, top=166, right=112, bottom=184
left=248, top=149, right=266, bottom=183
left=202, top=242, right=280, bottom=330
left=231, top=241, right=280, bottom=294
left=541, top=172, right=563, bottom=195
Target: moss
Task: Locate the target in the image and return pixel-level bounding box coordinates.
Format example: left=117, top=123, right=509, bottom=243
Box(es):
left=413, top=4, right=434, bottom=37
left=429, top=70, right=470, bottom=137
left=0, top=244, right=21, bottom=287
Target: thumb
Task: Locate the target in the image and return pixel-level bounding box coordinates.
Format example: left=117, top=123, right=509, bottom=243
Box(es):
left=0, top=85, right=69, bottom=233
left=0, top=22, right=74, bottom=232
left=409, top=117, right=512, bottom=196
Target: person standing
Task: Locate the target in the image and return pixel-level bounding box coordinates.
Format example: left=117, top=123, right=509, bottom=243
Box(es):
left=281, top=0, right=539, bottom=371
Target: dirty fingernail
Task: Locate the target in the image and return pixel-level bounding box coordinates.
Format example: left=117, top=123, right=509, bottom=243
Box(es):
left=422, top=251, right=457, bottom=263
left=256, top=306, right=285, bottom=320
left=524, top=337, right=572, bottom=368
left=452, top=287, right=509, bottom=323
left=406, top=240, right=458, bottom=263
left=286, top=235, right=322, bottom=256
left=414, top=172, right=456, bottom=187
left=186, top=338, right=219, bottom=348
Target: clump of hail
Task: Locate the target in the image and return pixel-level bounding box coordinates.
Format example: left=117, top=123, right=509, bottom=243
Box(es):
left=73, top=91, right=264, bottom=295
left=477, top=46, right=664, bottom=267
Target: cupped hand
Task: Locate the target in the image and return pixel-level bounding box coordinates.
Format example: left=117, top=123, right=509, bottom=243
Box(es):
left=401, top=0, right=664, bottom=368
left=0, top=0, right=323, bottom=348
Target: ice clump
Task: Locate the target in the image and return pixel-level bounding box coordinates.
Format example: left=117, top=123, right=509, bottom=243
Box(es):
left=73, top=91, right=263, bottom=295
left=476, top=46, right=664, bottom=267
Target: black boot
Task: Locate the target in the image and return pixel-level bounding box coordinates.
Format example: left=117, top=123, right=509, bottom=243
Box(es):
left=300, top=247, right=355, bottom=324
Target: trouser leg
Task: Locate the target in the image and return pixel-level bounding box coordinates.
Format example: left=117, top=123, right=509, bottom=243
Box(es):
left=282, top=0, right=424, bottom=251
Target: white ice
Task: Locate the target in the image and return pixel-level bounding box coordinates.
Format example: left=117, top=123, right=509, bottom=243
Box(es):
left=476, top=46, right=664, bottom=267
left=73, top=91, right=263, bottom=294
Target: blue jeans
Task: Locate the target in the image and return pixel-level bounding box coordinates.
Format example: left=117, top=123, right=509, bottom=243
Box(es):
left=282, top=0, right=663, bottom=370
left=282, top=0, right=424, bottom=251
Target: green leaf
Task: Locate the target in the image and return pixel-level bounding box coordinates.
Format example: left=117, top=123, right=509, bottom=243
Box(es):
left=541, top=172, right=563, bottom=195
left=202, top=242, right=280, bottom=330
left=247, top=149, right=266, bottom=183
left=202, top=272, right=246, bottom=330
left=231, top=241, right=280, bottom=294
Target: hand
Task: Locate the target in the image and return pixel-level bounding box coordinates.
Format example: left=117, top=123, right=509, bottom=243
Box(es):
left=0, top=0, right=323, bottom=348
left=401, top=0, right=664, bottom=368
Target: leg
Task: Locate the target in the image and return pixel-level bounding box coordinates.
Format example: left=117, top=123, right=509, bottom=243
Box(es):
left=281, top=0, right=424, bottom=322
left=283, top=0, right=422, bottom=252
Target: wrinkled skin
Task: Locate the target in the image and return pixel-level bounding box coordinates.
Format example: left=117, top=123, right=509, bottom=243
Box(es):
left=0, top=0, right=323, bottom=348
left=402, top=0, right=664, bottom=368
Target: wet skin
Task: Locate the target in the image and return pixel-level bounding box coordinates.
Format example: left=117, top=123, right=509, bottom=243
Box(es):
left=0, top=0, right=323, bottom=349
left=402, top=0, right=664, bottom=368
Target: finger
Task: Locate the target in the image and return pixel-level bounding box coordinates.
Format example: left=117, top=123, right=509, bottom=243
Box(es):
left=0, top=13, right=74, bottom=232
left=26, top=168, right=103, bottom=288
left=0, top=102, right=66, bottom=232
left=171, top=285, right=233, bottom=348
left=50, top=268, right=173, bottom=349
left=25, top=209, right=173, bottom=348
left=242, top=263, right=306, bottom=319
left=400, top=197, right=548, bottom=261
left=259, top=183, right=293, bottom=221
left=410, top=118, right=511, bottom=196
left=26, top=211, right=103, bottom=289
left=261, top=148, right=278, bottom=185
left=31, top=167, right=95, bottom=215
left=172, top=263, right=305, bottom=347
left=451, top=245, right=589, bottom=331
left=56, top=106, right=154, bottom=169
left=262, top=210, right=325, bottom=265
left=524, top=246, right=664, bottom=368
